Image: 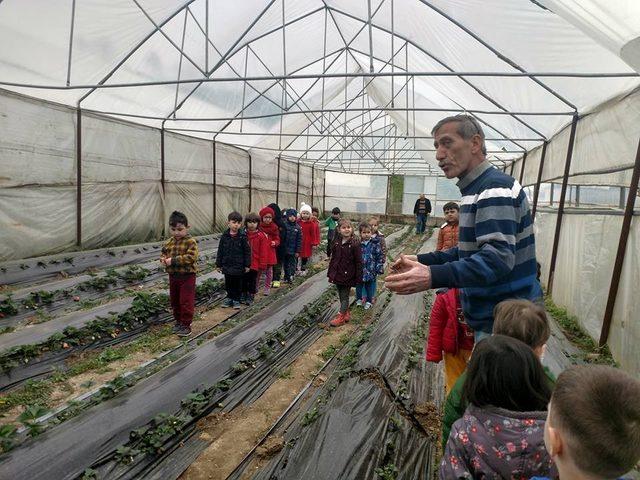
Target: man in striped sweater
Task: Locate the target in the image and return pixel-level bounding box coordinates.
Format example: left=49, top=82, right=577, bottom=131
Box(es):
left=385, top=115, right=542, bottom=339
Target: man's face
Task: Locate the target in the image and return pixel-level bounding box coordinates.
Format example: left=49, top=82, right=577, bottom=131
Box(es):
left=228, top=220, right=242, bottom=232
left=301, top=211, right=311, bottom=220
left=170, top=223, right=189, bottom=239
left=433, top=122, right=478, bottom=179
left=420, top=194, right=425, bottom=199
left=444, top=208, right=459, bottom=224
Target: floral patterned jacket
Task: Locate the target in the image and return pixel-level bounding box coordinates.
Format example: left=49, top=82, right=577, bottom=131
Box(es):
left=439, top=404, right=558, bottom=479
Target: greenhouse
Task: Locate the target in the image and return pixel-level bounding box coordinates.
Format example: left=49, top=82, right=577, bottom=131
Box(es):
left=1, top=0, right=640, bottom=479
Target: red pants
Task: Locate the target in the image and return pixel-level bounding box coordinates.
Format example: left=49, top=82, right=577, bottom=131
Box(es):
left=169, top=273, right=196, bottom=327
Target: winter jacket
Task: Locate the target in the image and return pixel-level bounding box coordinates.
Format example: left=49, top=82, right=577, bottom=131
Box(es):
left=360, top=239, right=384, bottom=282
left=437, top=222, right=459, bottom=251
left=372, top=232, right=387, bottom=260
left=298, top=218, right=319, bottom=258
left=283, top=220, right=302, bottom=255
left=215, top=229, right=251, bottom=276
left=246, top=229, right=271, bottom=271
left=414, top=197, right=432, bottom=215
left=328, top=236, right=363, bottom=287
left=325, top=216, right=338, bottom=232
left=161, top=235, right=199, bottom=274
left=426, top=288, right=474, bottom=363
left=440, top=404, right=557, bottom=480
left=268, top=203, right=287, bottom=260
left=442, top=367, right=556, bottom=451
left=259, top=221, right=280, bottom=266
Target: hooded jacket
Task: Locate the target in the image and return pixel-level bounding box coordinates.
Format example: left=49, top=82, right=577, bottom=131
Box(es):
left=298, top=217, right=319, bottom=258
left=440, top=404, right=557, bottom=479
left=426, top=288, right=474, bottom=363
left=328, top=235, right=363, bottom=287
left=360, top=238, right=384, bottom=282
left=283, top=218, right=302, bottom=255
left=268, top=203, right=287, bottom=260
left=246, top=229, right=271, bottom=271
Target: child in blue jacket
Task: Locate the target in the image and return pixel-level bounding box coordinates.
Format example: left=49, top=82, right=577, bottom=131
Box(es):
left=356, top=222, right=384, bottom=309
left=283, top=208, right=302, bottom=283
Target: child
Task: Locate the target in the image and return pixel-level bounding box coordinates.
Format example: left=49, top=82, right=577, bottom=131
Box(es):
left=216, top=211, right=251, bottom=309
left=441, top=299, right=554, bottom=450
left=160, top=211, right=199, bottom=337
left=437, top=202, right=459, bottom=251
left=426, top=288, right=474, bottom=393
left=440, top=335, right=556, bottom=479
left=267, top=203, right=286, bottom=289
left=538, top=365, right=640, bottom=480
left=283, top=208, right=302, bottom=283
left=367, top=216, right=386, bottom=304
left=258, top=206, right=280, bottom=295
left=327, top=219, right=362, bottom=327
left=311, top=206, right=321, bottom=254
left=356, top=222, right=383, bottom=310
left=242, top=213, right=270, bottom=305
left=325, top=207, right=341, bottom=257
left=297, top=203, right=319, bottom=276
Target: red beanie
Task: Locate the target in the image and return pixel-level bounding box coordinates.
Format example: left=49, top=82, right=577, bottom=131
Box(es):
left=259, top=206, right=275, bottom=218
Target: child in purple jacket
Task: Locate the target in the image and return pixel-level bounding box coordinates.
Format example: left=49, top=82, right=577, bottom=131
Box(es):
left=440, top=335, right=557, bottom=480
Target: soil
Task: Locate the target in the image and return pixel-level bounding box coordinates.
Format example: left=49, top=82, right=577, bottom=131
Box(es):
left=414, top=401, right=442, bottom=442
left=179, top=321, right=359, bottom=480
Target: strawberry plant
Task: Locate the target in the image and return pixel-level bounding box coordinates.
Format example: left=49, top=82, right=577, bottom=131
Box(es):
left=18, top=404, right=49, bottom=437
left=0, top=296, right=18, bottom=316
left=0, top=424, right=17, bottom=452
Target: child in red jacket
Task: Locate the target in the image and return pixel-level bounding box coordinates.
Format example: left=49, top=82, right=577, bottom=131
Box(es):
left=426, top=288, right=474, bottom=393
left=242, top=213, right=271, bottom=305
left=258, top=206, right=280, bottom=295
left=297, top=203, right=319, bottom=276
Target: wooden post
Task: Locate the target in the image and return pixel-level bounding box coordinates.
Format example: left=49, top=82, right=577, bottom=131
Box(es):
left=76, top=108, right=82, bottom=246
left=599, top=136, right=640, bottom=346
left=531, top=141, right=548, bottom=222
left=248, top=153, right=252, bottom=212
left=518, top=151, right=528, bottom=185
left=276, top=155, right=281, bottom=204
left=547, top=115, right=579, bottom=295
left=212, top=141, right=217, bottom=231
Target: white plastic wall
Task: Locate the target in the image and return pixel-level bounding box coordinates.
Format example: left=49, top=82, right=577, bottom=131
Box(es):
left=402, top=175, right=461, bottom=216
left=325, top=171, right=388, bottom=214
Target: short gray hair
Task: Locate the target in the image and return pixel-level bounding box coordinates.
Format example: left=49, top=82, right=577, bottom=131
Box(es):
left=431, top=114, right=487, bottom=156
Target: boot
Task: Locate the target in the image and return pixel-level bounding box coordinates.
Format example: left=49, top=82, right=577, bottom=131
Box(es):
left=330, top=312, right=347, bottom=327
left=343, top=310, right=351, bottom=323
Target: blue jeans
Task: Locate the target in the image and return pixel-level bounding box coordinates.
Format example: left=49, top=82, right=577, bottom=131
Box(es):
left=356, top=280, right=376, bottom=303
left=416, top=214, right=427, bottom=234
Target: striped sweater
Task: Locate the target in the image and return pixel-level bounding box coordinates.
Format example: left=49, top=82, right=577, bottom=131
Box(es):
left=417, top=160, right=542, bottom=333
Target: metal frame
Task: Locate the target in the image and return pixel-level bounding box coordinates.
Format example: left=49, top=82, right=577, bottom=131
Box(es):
left=599, top=136, right=640, bottom=346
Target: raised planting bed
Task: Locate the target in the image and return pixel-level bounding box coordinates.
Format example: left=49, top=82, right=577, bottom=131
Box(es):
left=0, top=236, right=218, bottom=287
left=0, top=274, right=225, bottom=392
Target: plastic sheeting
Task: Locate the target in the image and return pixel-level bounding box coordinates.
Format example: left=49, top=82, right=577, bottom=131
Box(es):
left=402, top=175, right=461, bottom=216
left=535, top=210, right=640, bottom=378
left=325, top=171, right=388, bottom=214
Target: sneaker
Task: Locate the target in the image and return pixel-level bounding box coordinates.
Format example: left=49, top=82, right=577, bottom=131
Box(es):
left=263, top=288, right=270, bottom=296
left=272, top=281, right=281, bottom=289
left=222, top=298, right=234, bottom=308
left=232, top=301, right=242, bottom=309
left=330, top=312, right=346, bottom=327
left=355, top=299, right=363, bottom=307
left=343, top=310, right=351, bottom=323
left=245, top=294, right=254, bottom=305
left=176, top=326, right=192, bottom=337
left=364, top=302, right=372, bottom=310
left=299, top=270, right=308, bottom=277
left=241, top=295, right=250, bottom=305
left=171, top=323, right=181, bottom=333
left=240, top=293, right=247, bottom=304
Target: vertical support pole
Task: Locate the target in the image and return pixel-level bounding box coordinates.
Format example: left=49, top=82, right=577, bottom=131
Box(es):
left=547, top=114, right=579, bottom=295
left=248, top=153, right=252, bottom=212
left=295, top=160, right=300, bottom=207
left=160, top=126, right=166, bottom=237
left=276, top=155, right=281, bottom=204
left=322, top=168, right=327, bottom=215
left=385, top=174, right=391, bottom=216
left=367, top=0, right=374, bottom=73
left=518, top=151, right=528, bottom=184
left=390, top=0, right=394, bottom=108
left=212, top=140, right=217, bottom=231
left=205, top=0, right=209, bottom=72
left=509, top=161, right=515, bottom=176
left=66, top=0, right=76, bottom=86
left=76, top=107, right=82, bottom=247
left=599, top=136, right=640, bottom=346
left=282, top=0, right=287, bottom=110
left=531, top=141, right=547, bottom=222
left=311, top=165, right=315, bottom=207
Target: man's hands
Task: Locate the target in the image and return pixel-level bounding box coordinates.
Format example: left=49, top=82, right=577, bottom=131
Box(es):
left=384, top=254, right=431, bottom=295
